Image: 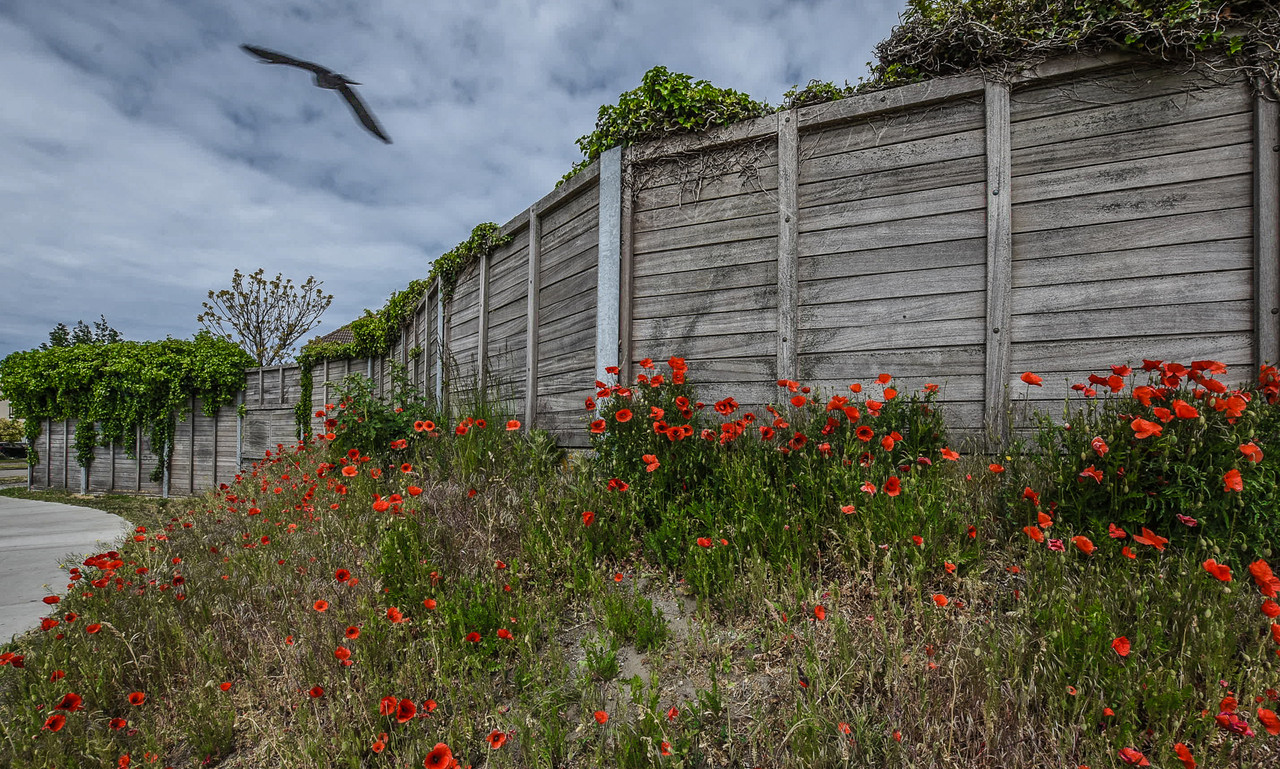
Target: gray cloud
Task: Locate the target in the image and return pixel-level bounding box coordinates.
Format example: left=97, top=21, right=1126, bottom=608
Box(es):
left=0, top=0, right=906, bottom=358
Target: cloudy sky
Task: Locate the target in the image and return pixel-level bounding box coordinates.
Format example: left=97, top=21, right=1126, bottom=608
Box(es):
left=0, top=0, right=906, bottom=360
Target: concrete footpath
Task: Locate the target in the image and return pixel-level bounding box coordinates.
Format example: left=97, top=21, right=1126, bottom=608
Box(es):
left=0, top=495, right=132, bottom=643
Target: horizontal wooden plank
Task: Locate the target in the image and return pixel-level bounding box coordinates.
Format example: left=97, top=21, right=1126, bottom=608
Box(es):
left=486, top=248, right=530, bottom=299
left=800, top=344, right=987, bottom=381
left=636, top=356, right=776, bottom=384
left=800, top=318, right=985, bottom=354
left=799, top=210, right=986, bottom=257
left=800, top=128, right=985, bottom=186
left=799, top=154, right=987, bottom=210
left=799, top=237, right=985, bottom=283
left=634, top=259, right=775, bottom=298
left=1012, top=143, right=1251, bottom=206
left=538, top=322, right=596, bottom=359
left=629, top=330, right=774, bottom=360
left=1010, top=79, right=1251, bottom=151
left=797, top=73, right=986, bottom=132
left=633, top=284, right=776, bottom=320
left=632, top=236, right=776, bottom=278
left=537, top=346, right=596, bottom=375
left=1011, top=111, right=1252, bottom=178
left=633, top=211, right=777, bottom=254
left=800, top=288, right=986, bottom=328
left=540, top=239, right=598, bottom=291
left=1012, top=207, right=1250, bottom=260
left=627, top=112, right=778, bottom=164
left=800, top=180, right=986, bottom=233
left=1011, top=239, right=1251, bottom=287
left=801, top=375, right=984, bottom=403
left=633, top=162, right=780, bottom=213
left=487, top=292, right=528, bottom=330
left=1010, top=62, right=1235, bottom=121
left=1009, top=332, right=1253, bottom=371
left=1012, top=269, right=1251, bottom=315
left=632, top=309, right=775, bottom=341
left=1012, top=174, right=1250, bottom=234
left=633, top=188, right=778, bottom=233
left=800, top=96, right=985, bottom=161
left=541, top=215, right=598, bottom=267
left=1010, top=300, right=1253, bottom=345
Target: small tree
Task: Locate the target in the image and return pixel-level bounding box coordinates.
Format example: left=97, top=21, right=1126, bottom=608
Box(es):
left=40, top=315, right=123, bottom=349
left=198, top=268, right=333, bottom=366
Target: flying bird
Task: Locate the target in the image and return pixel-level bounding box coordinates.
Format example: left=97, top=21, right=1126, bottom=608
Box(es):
left=241, top=44, right=392, bottom=144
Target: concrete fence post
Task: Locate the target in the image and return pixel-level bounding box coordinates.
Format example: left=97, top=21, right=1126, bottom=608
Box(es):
left=595, top=145, right=623, bottom=387
left=982, top=80, right=1013, bottom=446
left=776, top=111, right=799, bottom=382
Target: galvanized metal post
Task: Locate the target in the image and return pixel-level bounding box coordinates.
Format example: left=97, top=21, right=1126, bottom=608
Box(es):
left=595, top=145, right=622, bottom=387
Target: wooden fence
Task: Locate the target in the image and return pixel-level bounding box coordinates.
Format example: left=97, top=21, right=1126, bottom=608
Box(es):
left=28, top=52, right=1280, bottom=492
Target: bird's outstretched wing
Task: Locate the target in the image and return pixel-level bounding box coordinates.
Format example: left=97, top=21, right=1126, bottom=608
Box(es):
left=336, top=82, right=392, bottom=144
left=241, top=44, right=331, bottom=75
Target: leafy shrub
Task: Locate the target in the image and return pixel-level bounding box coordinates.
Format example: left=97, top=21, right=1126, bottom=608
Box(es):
left=0, top=417, right=23, bottom=443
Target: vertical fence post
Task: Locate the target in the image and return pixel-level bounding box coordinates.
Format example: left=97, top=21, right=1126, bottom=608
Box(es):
left=45, top=418, right=51, bottom=488
left=1255, top=90, right=1279, bottom=367
left=162, top=429, right=170, bottom=499
left=236, top=391, right=244, bottom=472
left=435, top=280, right=445, bottom=404
left=618, top=149, right=635, bottom=386
left=983, top=80, right=1014, bottom=446
left=477, top=247, right=492, bottom=394
left=211, top=404, right=218, bottom=489
left=109, top=434, right=116, bottom=492
left=525, top=208, right=541, bottom=428
left=189, top=395, right=196, bottom=495
left=776, top=111, right=799, bottom=382
left=595, top=145, right=623, bottom=386
left=62, top=419, right=69, bottom=490
left=135, top=424, right=142, bottom=492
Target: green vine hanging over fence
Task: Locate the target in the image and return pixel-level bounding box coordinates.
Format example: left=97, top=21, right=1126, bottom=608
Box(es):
left=0, top=334, right=254, bottom=477
left=293, top=223, right=513, bottom=435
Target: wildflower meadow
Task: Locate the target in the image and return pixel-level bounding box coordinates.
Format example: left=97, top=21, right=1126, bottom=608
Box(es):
left=1, top=357, right=1278, bottom=768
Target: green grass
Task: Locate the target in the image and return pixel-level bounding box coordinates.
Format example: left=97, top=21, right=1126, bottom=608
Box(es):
left=0, top=361, right=1277, bottom=768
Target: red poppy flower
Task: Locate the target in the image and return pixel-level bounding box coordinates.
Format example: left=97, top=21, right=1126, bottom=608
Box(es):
left=335, top=568, right=351, bottom=582
left=314, top=599, right=329, bottom=612
left=1078, top=465, right=1103, bottom=483
left=49, top=670, right=65, bottom=681
left=696, top=537, right=712, bottom=548
left=666, top=706, right=679, bottom=721
left=884, top=477, right=902, bottom=497
left=933, top=594, right=948, bottom=607
left=911, top=534, right=923, bottom=546
left=876, top=373, right=892, bottom=385
left=396, top=698, right=416, bottom=723
left=423, top=598, right=437, bottom=610
left=856, top=426, right=874, bottom=442
left=642, top=454, right=660, bottom=472
left=615, top=408, right=632, bottom=423
left=1131, top=527, right=1168, bottom=551
left=1272, top=623, right=1280, bottom=644
left=505, top=419, right=521, bottom=431
left=424, top=743, right=453, bottom=769
left=487, top=729, right=508, bottom=749
left=1249, top=560, right=1280, bottom=597
left=1023, top=526, right=1044, bottom=543
left=1111, top=636, right=1131, bottom=657
left=594, top=710, right=609, bottom=724
left=861, top=481, right=877, bottom=495
left=387, top=606, right=405, bottom=623
left=1072, top=536, right=1095, bottom=555
left=581, top=510, right=595, bottom=527
left=841, top=504, right=856, bottom=515
left=809, top=605, right=825, bottom=621
left=1130, top=418, right=1162, bottom=439
left=1239, top=442, right=1264, bottom=463
left=1108, top=523, right=1126, bottom=539
left=1037, top=511, right=1053, bottom=528
left=379, top=696, right=398, bottom=716
left=1176, top=514, right=1198, bottom=527
left=1259, top=707, right=1280, bottom=736
left=1202, top=559, right=1233, bottom=582
left=940, top=447, right=959, bottom=461
left=54, top=693, right=84, bottom=712
left=109, top=717, right=127, bottom=730
left=1047, top=538, right=1065, bottom=552
left=219, top=682, right=232, bottom=692
left=466, top=631, right=481, bottom=643
left=1091, top=436, right=1108, bottom=456
left=1223, top=468, right=1243, bottom=492
left=42, top=713, right=66, bottom=732
left=883, top=387, right=898, bottom=400
left=944, top=561, right=956, bottom=574
left=1118, top=746, right=1150, bottom=765
left=372, top=734, right=387, bottom=754
left=334, top=646, right=352, bottom=661
left=1262, top=599, right=1280, bottom=618
left=42, top=595, right=59, bottom=605
left=1020, top=372, right=1043, bottom=386
left=341, top=465, right=359, bottom=477
left=128, top=692, right=146, bottom=706
left=660, top=741, right=672, bottom=755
